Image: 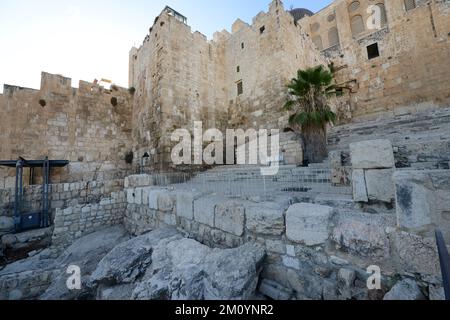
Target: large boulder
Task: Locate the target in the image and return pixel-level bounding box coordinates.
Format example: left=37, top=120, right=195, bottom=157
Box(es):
left=40, top=226, right=130, bottom=300
left=87, top=227, right=266, bottom=300
left=383, top=279, right=425, bottom=300
left=89, top=227, right=181, bottom=287
left=132, top=238, right=265, bottom=300
left=350, top=140, right=395, bottom=169
left=286, top=203, right=334, bottom=246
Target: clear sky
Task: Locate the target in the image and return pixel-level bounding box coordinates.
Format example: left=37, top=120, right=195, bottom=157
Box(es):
left=0, top=1, right=333, bottom=93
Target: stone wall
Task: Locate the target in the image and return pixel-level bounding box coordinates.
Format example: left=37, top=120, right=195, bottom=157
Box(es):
left=51, top=190, right=126, bottom=253
left=301, top=0, right=450, bottom=120
left=0, top=179, right=124, bottom=219
left=129, top=10, right=229, bottom=172
left=0, top=72, right=134, bottom=187
left=122, top=176, right=444, bottom=300
left=394, top=170, right=450, bottom=242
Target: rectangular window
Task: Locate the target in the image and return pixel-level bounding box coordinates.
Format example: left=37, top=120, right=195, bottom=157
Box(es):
left=241, top=42, right=245, bottom=49
left=237, top=66, right=240, bottom=73
left=237, top=81, right=243, bottom=96
left=367, top=43, right=380, bottom=60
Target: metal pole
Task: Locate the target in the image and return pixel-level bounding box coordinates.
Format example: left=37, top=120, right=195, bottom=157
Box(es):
left=435, top=230, right=450, bottom=300
left=14, top=160, right=21, bottom=232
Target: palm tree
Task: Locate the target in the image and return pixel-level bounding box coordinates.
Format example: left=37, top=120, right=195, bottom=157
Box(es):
left=283, top=65, right=340, bottom=164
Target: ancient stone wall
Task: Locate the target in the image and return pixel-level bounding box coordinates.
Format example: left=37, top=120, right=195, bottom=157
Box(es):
left=51, top=191, right=126, bottom=253
left=301, top=0, right=450, bottom=120
left=224, top=1, right=327, bottom=131
left=0, top=179, right=124, bottom=220
left=122, top=175, right=444, bottom=300
left=129, top=11, right=229, bottom=172
left=0, top=72, right=134, bottom=187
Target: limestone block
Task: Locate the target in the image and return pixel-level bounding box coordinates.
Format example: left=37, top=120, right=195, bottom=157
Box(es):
left=352, top=169, right=368, bottom=202
left=124, top=175, right=151, bottom=189
left=194, top=195, right=221, bottom=228
left=245, top=202, right=285, bottom=236
left=215, top=201, right=245, bottom=237
left=365, top=169, right=395, bottom=203
left=286, top=203, right=334, bottom=246
left=390, top=230, right=441, bottom=276
left=157, top=193, right=175, bottom=213
left=148, top=189, right=161, bottom=210
left=176, top=192, right=196, bottom=220
left=393, top=171, right=435, bottom=233
left=126, top=189, right=135, bottom=204
left=282, top=256, right=300, bottom=270
left=350, top=140, right=395, bottom=169
left=265, top=240, right=286, bottom=255
left=331, top=211, right=394, bottom=260
left=0, top=216, right=14, bottom=234
left=134, top=188, right=143, bottom=205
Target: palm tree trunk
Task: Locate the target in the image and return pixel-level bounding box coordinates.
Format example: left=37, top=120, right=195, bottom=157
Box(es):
left=302, top=124, right=328, bottom=163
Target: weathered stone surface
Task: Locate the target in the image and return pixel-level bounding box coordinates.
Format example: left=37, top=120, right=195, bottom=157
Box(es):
left=365, top=169, right=395, bottom=203
left=194, top=195, right=220, bottom=228
left=124, top=175, right=151, bottom=189
left=157, top=192, right=175, bottom=213
left=215, top=201, right=245, bottom=237
left=383, top=279, right=425, bottom=300
left=148, top=189, right=163, bottom=210
left=132, top=237, right=265, bottom=300
left=331, top=211, right=394, bottom=260
left=246, top=202, right=285, bottom=236
left=350, top=140, right=395, bottom=169
left=176, top=192, right=196, bottom=220
left=286, top=203, right=334, bottom=246
left=0, top=216, right=14, bottom=234
left=429, top=285, right=445, bottom=301
left=393, top=170, right=450, bottom=241
left=203, top=243, right=265, bottom=300
left=352, top=169, right=368, bottom=202
left=390, top=230, right=441, bottom=276
left=90, top=227, right=181, bottom=286
left=338, top=268, right=356, bottom=288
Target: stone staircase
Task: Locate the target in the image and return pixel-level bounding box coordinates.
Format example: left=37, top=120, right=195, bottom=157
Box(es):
left=184, top=163, right=353, bottom=208
left=328, top=107, right=450, bottom=169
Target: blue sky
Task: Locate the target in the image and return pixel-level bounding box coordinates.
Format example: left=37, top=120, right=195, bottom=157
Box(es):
left=0, top=1, right=333, bottom=92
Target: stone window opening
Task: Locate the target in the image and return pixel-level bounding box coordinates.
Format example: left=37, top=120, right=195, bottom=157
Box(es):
left=241, top=42, right=245, bottom=49
left=404, top=0, right=417, bottom=11
left=312, top=35, right=323, bottom=50
left=237, top=80, right=243, bottom=96
left=349, top=1, right=361, bottom=12
left=328, top=27, right=340, bottom=47
left=260, top=26, right=266, bottom=34
left=374, top=3, right=387, bottom=27
left=367, top=43, right=380, bottom=60
left=237, top=66, right=240, bottom=73
left=350, top=15, right=365, bottom=36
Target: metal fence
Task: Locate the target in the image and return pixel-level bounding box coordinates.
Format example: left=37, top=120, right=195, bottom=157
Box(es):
left=148, top=168, right=351, bottom=200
